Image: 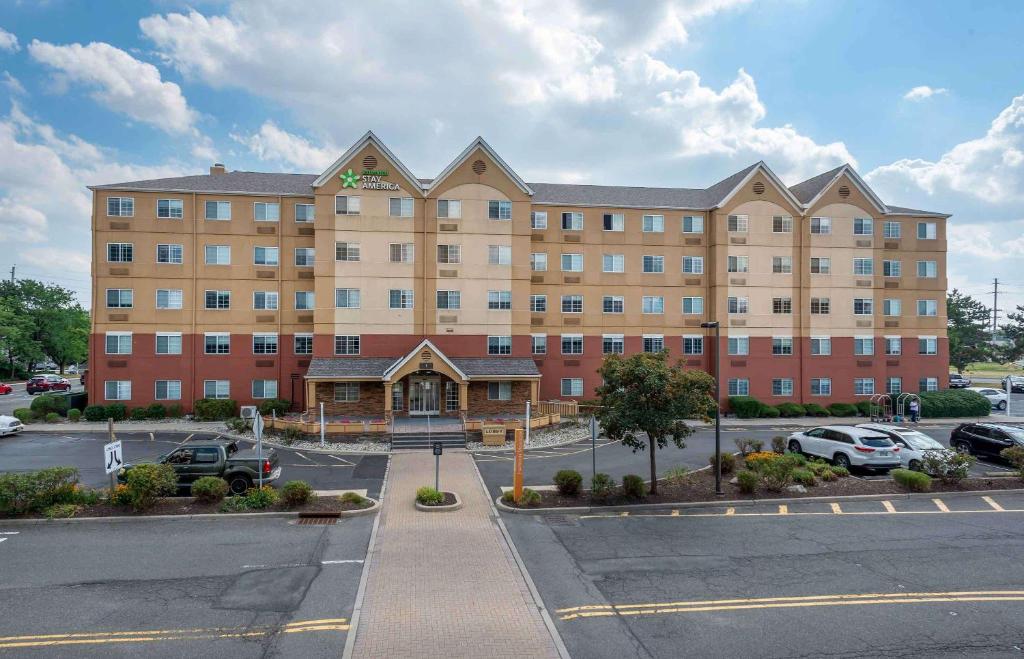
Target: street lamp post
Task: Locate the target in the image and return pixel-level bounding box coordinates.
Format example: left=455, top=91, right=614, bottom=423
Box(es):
left=701, top=321, right=723, bottom=496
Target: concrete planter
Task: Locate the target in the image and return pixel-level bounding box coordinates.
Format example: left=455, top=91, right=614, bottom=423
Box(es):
left=415, top=492, right=462, bottom=513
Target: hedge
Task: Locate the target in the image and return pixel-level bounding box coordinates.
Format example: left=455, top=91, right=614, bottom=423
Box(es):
left=193, top=398, right=238, bottom=421
left=803, top=403, right=830, bottom=417
left=918, top=389, right=990, bottom=418
left=775, top=402, right=806, bottom=418
left=30, top=394, right=68, bottom=417
left=728, top=396, right=764, bottom=419
left=257, top=399, right=291, bottom=417
left=827, top=402, right=859, bottom=417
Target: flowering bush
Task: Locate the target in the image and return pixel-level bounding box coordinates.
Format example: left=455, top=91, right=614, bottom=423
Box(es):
left=744, top=451, right=779, bottom=472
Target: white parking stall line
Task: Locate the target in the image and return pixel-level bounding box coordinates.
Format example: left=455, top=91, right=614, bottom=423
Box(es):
left=293, top=452, right=315, bottom=463
left=321, top=560, right=364, bottom=565
left=328, top=455, right=356, bottom=466
left=0, top=532, right=20, bottom=535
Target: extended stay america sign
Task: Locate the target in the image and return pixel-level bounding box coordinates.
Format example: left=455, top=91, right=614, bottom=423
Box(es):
left=340, top=168, right=400, bottom=191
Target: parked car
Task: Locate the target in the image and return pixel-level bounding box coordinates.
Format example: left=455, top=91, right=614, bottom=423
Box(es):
left=25, top=374, right=71, bottom=395
left=1002, top=376, right=1024, bottom=394
left=80, top=369, right=87, bottom=386
left=949, top=373, right=971, bottom=388
left=856, top=423, right=953, bottom=472
left=949, top=423, right=1024, bottom=459
left=0, top=414, right=23, bottom=436
left=118, top=440, right=280, bottom=495
left=787, top=425, right=901, bottom=472
left=0, top=382, right=12, bottom=395
left=966, top=386, right=1007, bottom=411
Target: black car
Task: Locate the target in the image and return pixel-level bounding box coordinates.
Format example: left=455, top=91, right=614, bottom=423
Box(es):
left=1002, top=376, right=1024, bottom=394
left=949, top=423, right=1024, bottom=459
left=949, top=373, right=971, bottom=388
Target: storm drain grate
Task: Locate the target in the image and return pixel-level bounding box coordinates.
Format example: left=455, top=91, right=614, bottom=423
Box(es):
left=545, top=515, right=580, bottom=527
left=297, top=516, right=339, bottom=525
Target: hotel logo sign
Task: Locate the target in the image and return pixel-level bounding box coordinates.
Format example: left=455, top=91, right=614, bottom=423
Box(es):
left=340, top=168, right=400, bottom=191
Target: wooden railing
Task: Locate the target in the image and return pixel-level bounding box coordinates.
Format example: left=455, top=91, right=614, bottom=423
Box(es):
left=537, top=400, right=579, bottom=418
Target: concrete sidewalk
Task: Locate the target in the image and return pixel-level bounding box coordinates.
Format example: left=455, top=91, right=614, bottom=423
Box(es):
left=349, top=451, right=561, bottom=658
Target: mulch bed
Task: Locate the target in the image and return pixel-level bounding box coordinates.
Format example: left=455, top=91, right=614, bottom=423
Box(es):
left=509, top=468, right=1024, bottom=509
left=2, top=495, right=373, bottom=519
left=420, top=492, right=458, bottom=507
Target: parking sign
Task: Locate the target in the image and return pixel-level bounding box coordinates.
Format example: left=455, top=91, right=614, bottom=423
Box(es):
left=104, top=440, right=123, bottom=474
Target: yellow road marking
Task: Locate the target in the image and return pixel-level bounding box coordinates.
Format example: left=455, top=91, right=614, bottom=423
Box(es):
left=983, top=496, right=1004, bottom=511
left=830, top=503, right=843, bottom=514
left=933, top=498, right=950, bottom=512
left=778, top=504, right=788, bottom=515
left=670, top=510, right=679, bottom=516
left=620, top=512, right=629, bottom=517
left=725, top=507, right=735, bottom=516
left=882, top=500, right=896, bottom=513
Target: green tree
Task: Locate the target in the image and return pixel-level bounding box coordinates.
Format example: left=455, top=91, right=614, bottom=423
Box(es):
left=1002, top=305, right=1024, bottom=363
left=947, top=289, right=992, bottom=373
left=0, top=279, right=88, bottom=375
left=595, top=351, right=716, bottom=494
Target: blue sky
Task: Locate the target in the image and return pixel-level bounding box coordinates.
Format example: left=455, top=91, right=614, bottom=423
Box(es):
left=0, top=0, right=1022, bottom=316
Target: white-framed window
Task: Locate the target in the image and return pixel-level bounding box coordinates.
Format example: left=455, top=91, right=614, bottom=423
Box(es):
left=530, top=211, right=547, bottom=229
left=683, top=216, right=704, bottom=233
left=772, top=378, right=794, bottom=396
left=643, top=335, right=664, bottom=353
left=772, top=336, right=794, bottom=355
left=810, top=257, right=831, bottom=274
left=107, top=197, right=134, bottom=217
left=602, top=296, right=624, bottom=314
left=727, top=378, right=749, bottom=396
left=488, top=335, right=511, bottom=355
left=488, top=245, right=512, bottom=265
left=334, top=382, right=360, bottom=402
left=530, top=294, right=547, bottom=313
left=389, top=243, right=414, bottom=263
left=772, top=297, right=792, bottom=314
left=335, top=335, right=360, bottom=355
left=642, top=296, right=664, bottom=314
left=252, top=333, right=278, bottom=355
left=727, top=215, right=748, bottom=232
left=335, top=288, right=360, bottom=309
left=436, top=290, right=461, bottom=310
left=602, top=334, right=624, bottom=355
left=682, top=256, right=704, bottom=274
left=561, top=295, right=583, bottom=313
left=155, top=332, right=182, bottom=355
left=727, top=255, right=748, bottom=273
left=810, top=217, right=831, bottom=234
left=561, top=211, right=583, bottom=230
left=390, top=289, right=415, bottom=309
left=919, top=377, right=939, bottom=392
left=682, top=297, right=704, bottom=315
left=854, top=336, right=874, bottom=356
left=810, top=336, right=831, bottom=356
left=642, top=255, right=664, bottom=273
left=883, top=221, right=901, bottom=238
left=810, top=378, right=831, bottom=396
left=156, top=289, right=182, bottom=310
left=437, top=244, right=460, bottom=264
left=727, top=336, right=749, bottom=356
left=295, top=203, right=314, bottom=223
left=810, top=297, right=830, bottom=315
left=917, top=222, right=937, bottom=239
left=335, top=195, right=361, bottom=215
left=204, top=333, right=230, bottom=355
left=204, top=245, right=230, bottom=265
left=488, top=200, right=512, bottom=220
left=437, top=199, right=462, bottom=219
left=561, top=253, right=583, bottom=272
left=602, top=254, right=625, bottom=273
left=728, top=297, right=748, bottom=314
left=107, top=243, right=133, bottom=263
left=853, top=258, right=874, bottom=276
left=561, top=334, right=584, bottom=355
left=254, top=202, right=280, bottom=222
left=104, top=380, right=131, bottom=400
left=294, top=248, right=315, bottom=266
left=487, top=381, right=512, bottom=401
left=642, top=214, right=664, bottom=232
left=154, top=380, right=181, bottom=401
left=883, top=260, right=901, bottom=277
left=253, top=291, right=278, bottom=310
left=917, top=299, right=938, bottom=316
left=885, top=336, right=902, bottom=355
left=531, top=334, right=547, bottom=355
left=254, top=246, right=279, bottom=266
left=204, top=290, right=230, bottom=310
left=389, top=197, right=414, bottom=217
left=853, top=298, right=873, bottom=315
left=294, top=291, right=314, bottom=310
left=252, top=379, right=278, bottom=399
left=530, top=253, right=548, bottom=272
left=204, top=380, right=230, bottom=399
left=602, top=213, right=624, bottom=231
left=487, top=290, right=511, bottom=310
left=772, top=216, right=793, bottom=233
left=105, top=332, right=132, bottom=355
left=106, top=288, right=133, bottom=308
left=294, top=334, right=313, bottom=355
left=335, top=242, right=361, bottom=261
left=772, top=256, right=792, bottom=274
left=561, top=378, right=584, bottom=397
left=157, top=199, right=183, bottom=219
left=682, top=335, right=703, bottom=355
left=918, top=336, right=938, bottom=355
left=917, top=260, right=938, bottom=278
left=157, top=244, right=183, bottom=264
left=883, top=299, right=902, bottom=316
left=854, top=217, right=873, bottom=236
left=854, top=378, right=875, bottom=396
left=204, top=200, right=230, bottom=220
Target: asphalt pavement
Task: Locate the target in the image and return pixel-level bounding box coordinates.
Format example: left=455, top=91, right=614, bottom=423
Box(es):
left=0, top=515, right=373, bottom=657
left=0, top=380, right=85, bottom=415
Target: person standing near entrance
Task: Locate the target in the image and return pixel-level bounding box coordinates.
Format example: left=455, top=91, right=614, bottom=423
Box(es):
left=909, top=398, right=920, bottom=423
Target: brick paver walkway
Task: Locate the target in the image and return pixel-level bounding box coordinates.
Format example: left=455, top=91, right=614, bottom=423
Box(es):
left=351, top=451, right=560, bottom=658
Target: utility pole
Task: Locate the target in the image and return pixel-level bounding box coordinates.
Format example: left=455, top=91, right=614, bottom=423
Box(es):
left=990, top=278, right=1001, bottom=342
left=8, top=265, right=13, bottom=283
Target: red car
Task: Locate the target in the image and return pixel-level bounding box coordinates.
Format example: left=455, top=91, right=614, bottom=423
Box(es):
left=26, top=374, right=71, bottom=395
left=0, top=383, right=12, bottom=395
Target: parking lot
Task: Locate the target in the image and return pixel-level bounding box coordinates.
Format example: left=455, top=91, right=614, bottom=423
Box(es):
left=0, top=380, right=85, bottom=416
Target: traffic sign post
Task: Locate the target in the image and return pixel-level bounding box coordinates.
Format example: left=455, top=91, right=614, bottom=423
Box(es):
left=513, top=428, right=524, bottom=502
left=253, top=412, right=265, bottom=488
left=590, top=415, right=598, bottom=491
left=104, top=418, right=122, bottom=496
left=432, top=442, right=443, bottom=491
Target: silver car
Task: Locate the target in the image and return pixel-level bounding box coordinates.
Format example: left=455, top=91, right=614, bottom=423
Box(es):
left=0, top=415, right=24, bottom=437
left=787, top=425, right=901, bottom=472
left=857, top=424, right=952, bottom=472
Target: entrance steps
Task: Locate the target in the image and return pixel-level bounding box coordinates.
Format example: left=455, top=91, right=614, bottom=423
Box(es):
left=391, top=432, right=467, bottom=450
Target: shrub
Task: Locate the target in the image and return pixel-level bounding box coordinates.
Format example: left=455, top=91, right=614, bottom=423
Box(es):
left=830, top=465, right=850, bottom=477
left=106, top=403, right=127, bottom=421
left=892, top=468, right=932, bottom=492
left=192, top=398, right=238, bottom=421
left=827, top=403, right=859, bottom=417
left=67, top=408, right=81, bottom=422
left=517, top=488, right=542, bottom=507
left=83, top=405, right=107, bottom=422
left=802, top=403, right=830, bottom=417
left=281, top=480, right=315, bottom=506
left=709, top=452, right=736, bottom=474
left=244, top=485, right=280, bottom=509
left=282, top=427, right=302, bottom=445
left=819, top=468, right=838, bottom=482
left=110, top=484, right=132, bottom=507
left=44, top=412, right=61, bottom=423
left=0, top=466, right=79, bottom=515
left=922, top=451, right=974, bottom=484
left=621, top=474, right=647, bottom=499
left=31, top=394, right=68, bottom=417
left=744, top=451, right=778, bottom=472
left=783, top=451, right=807, bottom=466
left=776, top=402, right=806, bottom=418
left=663, top=466, right=690, bottom=483
left=919, top=390, right=991, bottom=418
left=124, top=463, right=177, bottom=511
left=760, top=405, right=781, bottom=419
left=130, top=407, right=148, bottom=421
left=728, top=396, right=765, bottom=419
left=225, top=417, right=248, bottom=433
left=771, top=435, right=787, bottom=454
left=257, top=399, right=291, bottom=417
left=44, top=503, right=80, bottom=519
left=1002, top=446, right=1024, bottom=478
left=340, top=491, right=367, bottom=506
left=191, top=476, right=228, bottom=503
left=792, top=469, right=817, bottom=487
left=501, top=490, right=516, bottom=505
left=750, top=439, right=764, bottom=453
left=12, top=408, right=32, bottom=424
left=416, top=486, right=444, bottom=506
left=145, top=404, right=166, bottom=420
left=855, top=401, right=873, bottom=417
left=166, top=404, right=184, bottom=418
left=759, top=459, right=795, bottom=492
left=807, top=459, right=832, bottom=476
left=734, top=437, right=757, bottom=455
left=737, top=469, right=758, bottom=494
left=590, top=473, right=615, bottom=500
left=553, top=469, right=583, bottom=496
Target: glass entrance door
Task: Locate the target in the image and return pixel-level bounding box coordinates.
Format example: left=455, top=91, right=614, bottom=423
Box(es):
left=409, top=378, right=440, bottom=416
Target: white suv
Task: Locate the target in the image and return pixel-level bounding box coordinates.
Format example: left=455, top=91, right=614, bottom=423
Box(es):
left=856, top=424, right=952, bottom=472
left=787, top=425, right=901, bottom=472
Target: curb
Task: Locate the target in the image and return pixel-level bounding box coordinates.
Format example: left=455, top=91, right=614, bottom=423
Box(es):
left=494, top=486, right=1024, bottom=516
left=414, top=492, right=463, bottom=512
left=219, top=431, right=392, bottom=456
left=469, top=431, right=592, bottom=453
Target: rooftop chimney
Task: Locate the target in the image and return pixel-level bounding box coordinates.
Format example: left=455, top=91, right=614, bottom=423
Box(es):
left=210, top=163, right=226, bottom=175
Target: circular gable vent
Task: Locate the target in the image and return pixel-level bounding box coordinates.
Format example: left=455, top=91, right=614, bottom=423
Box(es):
left=472, top=159, right=487, bottom=175
left=752, top=181, right=765, bottom=195
left=838, top=185, right=851, bottom=198
left=362, top=155, right=378, bottom=170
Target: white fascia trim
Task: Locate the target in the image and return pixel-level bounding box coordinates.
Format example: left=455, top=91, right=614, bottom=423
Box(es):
left=312, top=130, right=424, bottom=194
left=426, top=136, right=534, bottom=197
left=381, top=338, right=467, bottom=381
left=714, top=161, right=804, bottom=213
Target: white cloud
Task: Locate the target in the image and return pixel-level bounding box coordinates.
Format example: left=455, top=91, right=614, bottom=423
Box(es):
left=0, top=27, right=18, bottom=53
left=230, top=121, right=337, bottom=171
left=0, top=198, right=47, bottom=242
left=904, top=85, right=948, bottom=101
left=1, top=71, right=25, bottom=95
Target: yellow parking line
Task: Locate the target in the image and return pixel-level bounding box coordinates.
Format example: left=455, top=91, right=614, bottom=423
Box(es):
left=619, top=512, right=629, bottom=517
left=670, top=510, right=679, bottom=516
left=778, top=504, right=788, bottom=515
left=830, top=503, right=843, bottom=514
left=933, top=498, right=950, bottom=512
left=725, top=507, right=735, bottom=516
left=882, top=500, right=896, bottom=513
left=983, top=496, right=1004, bottom=512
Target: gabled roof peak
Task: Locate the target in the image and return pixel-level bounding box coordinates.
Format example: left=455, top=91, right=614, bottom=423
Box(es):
left=311, top=130, right=424, bottom=194
left=426, top=136, right=533, bottom=196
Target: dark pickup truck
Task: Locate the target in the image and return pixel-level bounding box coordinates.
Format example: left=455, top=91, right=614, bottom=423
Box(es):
left=119, top=440, right=281, bottom=494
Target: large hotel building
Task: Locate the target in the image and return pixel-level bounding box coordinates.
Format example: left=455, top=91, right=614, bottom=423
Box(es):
left=88, top=132, right=949, bottom=418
